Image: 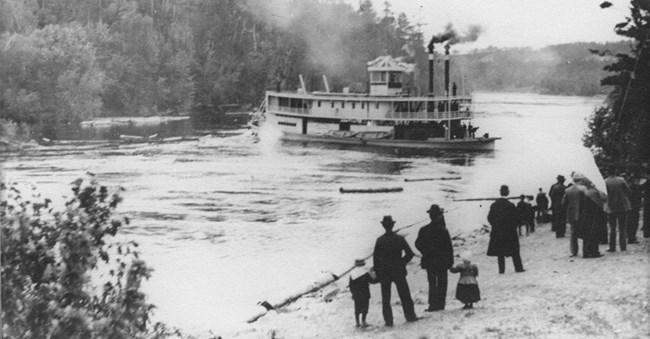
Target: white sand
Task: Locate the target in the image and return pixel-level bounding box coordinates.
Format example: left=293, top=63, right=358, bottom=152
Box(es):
left=228, top=222, right=649, bottom=338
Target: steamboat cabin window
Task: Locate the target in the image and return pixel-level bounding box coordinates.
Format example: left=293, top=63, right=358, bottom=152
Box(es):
left=352, top=102, right=356, bottom=109
left=362, top=102, right=365, bottom=109
left=318, top=101, right=321, bottom=107
left=331, top=101, right=335, bottom=108
left=370, top=71, right=387, bottom=84
left=375, top=102, right=379, bottom=109
left=342, top=102, right=345, bottom=109
left=388, top=72, right=402, bottom=88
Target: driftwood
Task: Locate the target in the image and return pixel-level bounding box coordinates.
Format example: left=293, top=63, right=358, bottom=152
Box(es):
left=339, top=187, right=403, bottom=194
left=404, top=176, right=462, bottom=182
left=453, top=195, right=534, bottom=202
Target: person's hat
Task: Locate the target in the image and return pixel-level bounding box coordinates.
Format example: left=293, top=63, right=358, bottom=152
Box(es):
left=354, top=259, right=366, bottom=267
left=381, top=215, right=396, bottom=226
left=557, top=175, right=565, bottom=182
left=427, top=204, right=444, bottom=215
left=460, top=250, right=472, bottom=261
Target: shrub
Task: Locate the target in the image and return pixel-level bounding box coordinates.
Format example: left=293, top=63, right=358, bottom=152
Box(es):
left=1, top=177, right=162, bottom=338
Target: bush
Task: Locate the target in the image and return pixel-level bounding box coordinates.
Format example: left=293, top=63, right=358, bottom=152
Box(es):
left=0, top=118, right=31, bottom=142
left=1, top=177, right=164, bottom=338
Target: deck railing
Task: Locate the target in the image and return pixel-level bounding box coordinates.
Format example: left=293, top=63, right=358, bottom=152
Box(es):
left=268, top=97, right=474, bottom=121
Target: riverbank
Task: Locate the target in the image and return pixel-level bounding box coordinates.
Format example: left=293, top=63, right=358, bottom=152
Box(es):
left=228, top=221, right=649, bottom=338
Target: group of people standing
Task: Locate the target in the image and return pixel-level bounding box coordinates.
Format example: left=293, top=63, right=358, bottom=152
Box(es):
left=349, top=204, right=480, bottom=328
left=536, top=165, right=649, bottom=258
left=348, top=165, right=649, bottom=328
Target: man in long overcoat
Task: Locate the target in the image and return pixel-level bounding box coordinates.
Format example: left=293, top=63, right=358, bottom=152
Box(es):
left=487, top=185, right=525, bottom=274
left=605, top=166, right=631, bottom=252
left=579, top=182, right=607, bottom=258
left=549, top=175, right=567, bottom=237
left=415, top=204, right=453, bottom=312
left=373, top=215, right=418, bottom=326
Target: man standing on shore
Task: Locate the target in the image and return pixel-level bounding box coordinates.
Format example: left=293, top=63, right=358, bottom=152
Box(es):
left=562, top=176, right=585, bottom=257
left=605, top=166, right=631, bottom=252
left=415, top=204, right=454, bottom=312
left=535, top=188, right=549, bottom=223
left=487, top=185, right=525, bottom=274
left=549, top=175, right=567, bottom=238
left=373, top=215, right=418, bottom=326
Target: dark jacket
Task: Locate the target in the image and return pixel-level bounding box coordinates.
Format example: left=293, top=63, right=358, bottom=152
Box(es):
left=536, top=192, right=549, bottom=210
left=373, top=231, right=414, bottom=280
left=349, top=272, right=376, bottom=301
left=549, top=182, right=566, bottom=210
left=516, top=200, right=534, bottom=223
left=414, top=218, right=454, bottom=272
left=578, top=187, right=607, bottom=241
left=487, top=198, right=520, bottom=257
left=605, top=175, right=631, bottom=212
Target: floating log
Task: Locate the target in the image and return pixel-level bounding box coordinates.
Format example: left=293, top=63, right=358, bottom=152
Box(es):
left=453, top=195, right=534, bottom=202
left=119, top=134, right=146, bottom=141
left=404, top=176, right=461, bottom=182
left=339, top=187, right=403, bottom=194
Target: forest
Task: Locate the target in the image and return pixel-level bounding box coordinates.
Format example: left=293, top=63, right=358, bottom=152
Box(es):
left=0, top=0, right=633, bottom=140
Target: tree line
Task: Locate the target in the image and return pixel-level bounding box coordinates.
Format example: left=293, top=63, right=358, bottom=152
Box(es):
left=0, top=0, right=428, bottom=139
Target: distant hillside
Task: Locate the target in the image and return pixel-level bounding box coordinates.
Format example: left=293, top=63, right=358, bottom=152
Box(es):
left=447, top=41, right=631, bottom=96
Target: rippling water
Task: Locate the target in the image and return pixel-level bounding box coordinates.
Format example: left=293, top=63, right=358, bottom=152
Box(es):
left=1, top=92, right=604, bottom=334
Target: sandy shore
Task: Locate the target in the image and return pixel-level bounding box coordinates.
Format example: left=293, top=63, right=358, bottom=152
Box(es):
left=228, top=221, right=649, bottom=338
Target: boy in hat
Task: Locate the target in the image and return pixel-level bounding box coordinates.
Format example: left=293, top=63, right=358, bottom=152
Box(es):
left=348, top=259, right=378, bottom=328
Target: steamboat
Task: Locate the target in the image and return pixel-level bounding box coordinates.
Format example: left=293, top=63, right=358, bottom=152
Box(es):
left=258, top=43, right=499, bottom=151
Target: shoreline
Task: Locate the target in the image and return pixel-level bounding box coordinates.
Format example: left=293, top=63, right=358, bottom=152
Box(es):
left=227, top=221, right=649, bottom=338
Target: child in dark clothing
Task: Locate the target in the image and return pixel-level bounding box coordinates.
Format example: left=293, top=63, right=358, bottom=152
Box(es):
left=449, top=251, right=480, bottom=309
left=348, top=259, right=378, bottom=327
left=516, top=195, right=534, bottom=236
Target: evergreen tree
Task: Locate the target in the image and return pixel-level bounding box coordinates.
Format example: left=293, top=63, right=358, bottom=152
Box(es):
left=584, top=0, right=650, bottom=167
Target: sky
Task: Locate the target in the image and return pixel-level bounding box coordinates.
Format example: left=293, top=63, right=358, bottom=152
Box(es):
left=359, top=0, right=632, bottom=52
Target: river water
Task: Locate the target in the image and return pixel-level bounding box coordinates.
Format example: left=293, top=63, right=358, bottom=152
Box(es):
left=1, top=92, right=604, bottom=334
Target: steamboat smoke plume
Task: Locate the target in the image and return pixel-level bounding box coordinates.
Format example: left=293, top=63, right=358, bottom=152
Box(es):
left=428, top=23, right=483, bottom=47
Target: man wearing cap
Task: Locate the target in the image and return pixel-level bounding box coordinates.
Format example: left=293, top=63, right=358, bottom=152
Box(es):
left=549, top=175, right=568, bottom=238
left=415, top=204, right=454, bottom=312
left=487, top=185, right=525, bottom=273
left=373, top=215, right=418, bottom=326
left=562, top=175, right=585, bottom=257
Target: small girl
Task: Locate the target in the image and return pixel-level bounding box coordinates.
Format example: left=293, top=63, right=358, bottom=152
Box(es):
left=449, top=251, right=481, bottom=309
left=349, top=259, right=378, bottom=327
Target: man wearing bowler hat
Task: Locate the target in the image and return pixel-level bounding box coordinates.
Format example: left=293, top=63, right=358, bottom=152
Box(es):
left=487, top=185, right=525, bottom=273
left=373, top=215, right=418, bottom=326
left=415, top=204, right=454, bottom=311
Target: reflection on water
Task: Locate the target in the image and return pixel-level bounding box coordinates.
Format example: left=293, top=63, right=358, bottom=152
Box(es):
left=1, top=92, right=604, bottom=335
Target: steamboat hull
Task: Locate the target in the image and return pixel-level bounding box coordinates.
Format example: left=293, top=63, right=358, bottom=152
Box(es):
left=280, top=131, right=498, bottom=151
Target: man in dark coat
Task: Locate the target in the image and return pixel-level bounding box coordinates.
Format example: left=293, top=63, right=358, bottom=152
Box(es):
left=373, top=215, right=418, bottom=326
left=562, top=180, right=585, bottom=257
left=626, top=170, right=642, bottom=244
left=487, top=185, right=525, bottom=274
left=549, top=175, right=567, bottom=237
left=605, top=166, right=631, bottom=252
left=579, top=183, right=606, bottom=258
left=535, top=188, right=549, bottom=223
left=415, top=204, right=454, bottom=312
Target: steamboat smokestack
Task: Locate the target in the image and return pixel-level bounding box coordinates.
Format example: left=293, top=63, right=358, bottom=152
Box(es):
left=427, top=41, right=435, bottom=97
left=444, top=44, right=450, bottom=97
